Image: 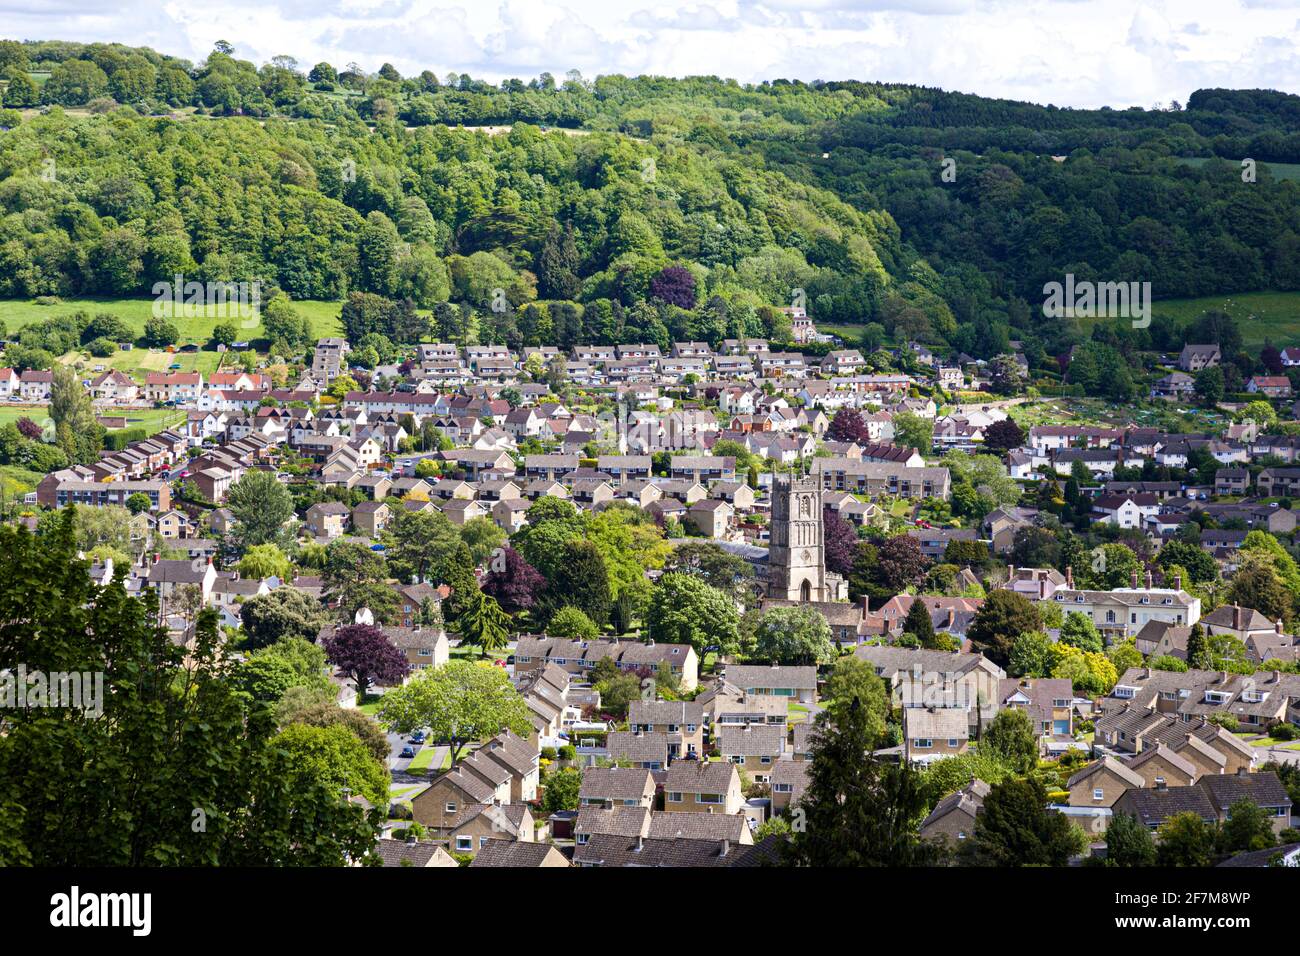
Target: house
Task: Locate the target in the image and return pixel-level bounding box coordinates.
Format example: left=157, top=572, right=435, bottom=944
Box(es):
left=920, top=778, right=989, bottom=847
left=687, top=499, right=733, bottom=538
left=1200, top=771, right=1294, bottom=836
left=372, top=839, right=459, bottom=868
left=902, top=706, right=969, bottom=765
left=604, top=731, right=669, bottom=771
left=578, top=767, right=656, bottom=809
left=1124, top=743, right=1199, bottom=790
left=410, top=766, right=506, bottom=831
left=1112, top=782, right=1219, bottom=832
left=1178, top=344, right=1221, bottom=372
left=469, top=840, right=569, bottom=867
left=770, top=760, right=809, bottom=815
left=1067, top=756, right=1146, bottom=808
left=351, top=500, right=391, bottom=537
left=447, top=803, right=536, bottom=857
left=1214, top=468, right=1251, bottom=496
left=723, top=664, right=817, bottom=704
left=998, top=677, right=1074, bottom=737
left=1248, top=376, right=1292, bottom=398
left=716, top=723, right=785, bottom=782
left=305, top=501, right=350, bottom=539
left=1255, top=467, right=1300, bottom=497
left=628, top=700, right=704, bottom=760
left=663, top=760, right=745, bottom=815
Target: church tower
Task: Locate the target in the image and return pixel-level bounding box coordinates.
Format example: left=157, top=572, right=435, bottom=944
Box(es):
left=768, top=473, right=830, bottom=602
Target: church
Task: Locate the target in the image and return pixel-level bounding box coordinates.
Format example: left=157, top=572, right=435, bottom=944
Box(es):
left=767, top=472, right=848, bottom=603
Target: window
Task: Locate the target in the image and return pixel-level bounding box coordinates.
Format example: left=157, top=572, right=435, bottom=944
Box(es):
left=455, top=836, right=472, bottom=851
left=914, top=738, right=933, bottom=749
left=445, top=802, right=457, bottom=813
left=698, top=793, right=723, bottom=804
left=667, top=792, right=682, bottom=802
left=480, top=837, right=489, bottom=848
left=1093, top=788, right=1104, bottom=802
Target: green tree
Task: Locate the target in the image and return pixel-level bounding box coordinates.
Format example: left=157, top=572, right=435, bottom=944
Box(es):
left=376, top=661, right=532, bottom=765
left=1156, top=812, right=1218, bottom=867
left=1059, top=611, right=1103, bottom=653
left=240, top=586, right=329, bottom=650
left=1218, top=798, right=1276, bottom=854
left=547, top=606, right=600, bottom=640
left=967, top=589, right=1041, bottom=668
left=227, top=469, right=295, bottom=549
left=981, top=708, right=1039, bottom=773
left=49, top=364, right=104, bottom=465
left=902, top=599, right=937, bottom=649
left=961, top=777, right=1085, bottom=866
left=237, top=543, right=293, bottom=581
left=752, top=605, right=836, bottom=665
left=322, top=540, right=398, bottom=624
left=644, top=572, right=740, bottom=657
left=456, top=589, right=511, bottom=657
left=1102, top=812, right=1157, bottom=867
left=0, top=513, right=379, bottom=865
left=383, top=507, right=459, bottom=584
left=540, top=766, right=582, bottom=814
left=273, top=722, right=389, bottom=807
left=821, top=656, right=889, bottom=744
left=788, top=700, right=940, bottom=866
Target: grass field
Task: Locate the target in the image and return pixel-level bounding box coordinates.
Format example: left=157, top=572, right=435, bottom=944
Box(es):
left=1177, top=156, right=1300, bottom=182
left=0, top=405, right=183, bottom=433
left=0, top=463, right=43, bottom=497
left=0, top=296, right=344, bottom=342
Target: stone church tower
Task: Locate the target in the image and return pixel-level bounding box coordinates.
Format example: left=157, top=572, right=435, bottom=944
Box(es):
left=768, top=473, right=837, bottom=602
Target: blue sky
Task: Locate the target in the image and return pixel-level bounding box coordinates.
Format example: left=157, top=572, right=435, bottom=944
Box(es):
left=6, top=0, right=1300, bottom=109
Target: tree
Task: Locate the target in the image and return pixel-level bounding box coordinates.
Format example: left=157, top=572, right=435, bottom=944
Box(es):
left=0, top=513, right=379, bottom=866
left=142, top=315, right=179, bottom=347
left=277, top=688, right=389, bottom=763
left=49, top=364, right=104, bottom=465
left=982, top=418, right=1025, bottom=453
left=902, top=599, right=937, bottom=648
left=547, top=606, right=600, bottom=640
left=821, top=656, right=888, bottom=742
left=875, top=535, right=930, bottom=593
left=321, top=623, right=408, bottom=697
left=649, top=265, right=696, bottom=309
left=981, top=708, right=1038, bottom=773
left=827, top=408, right=872, bottom=444
left=1156, top=812, right=1218, bottom=867
left=376, top=661, right=532, bottom=765
left=125, top=492, right=151, bottom=515
left=237, top=543, right=292, bottom=581
left=322, top=540, right=398, bottom=624
left=252, top=637, right=331, bottom=696
left=644, top=572, right=741, bottom=656
left=967, top=589, right=1041, bottom=668
left=1009, top=629, right=1052, bottom=678
left=550, top=540, right=612, bottom=626
left=456, top=589, right=512, bottom=657
left=1059, top=611, right=1104, bottom=653
left=382, top=507, right=459, bottom=584
left=459, top=515, right=506, bottom=566
left=273, top=723, right=389, bottom=808
left=240, top=586, right=329, bottom=650
left=227, top=469, right=295, bottom=549
left=541, top=766, right=582, bottom=814
left=892, top=411, right=933, bottom=453
left=822, top=506, right=859, bottom=577
left=753, top=606, right=836, bottom=664
left=481, top=546, right=546, bottom=613
left=788, top=700, right=940, bottom=866
left=961, top=777, right=1085, bottom=866
left=1194, top=366, right=1225, bottom=405
left=1156, top=541, right=1218, bottom=584
left=1102, top=812, right=1157, bottom=867
left=1218, top=798, right=1276, bottom=854
left=663, top=540, right=756, bottom=603
left=1186, top=623, right=1214, bottom=671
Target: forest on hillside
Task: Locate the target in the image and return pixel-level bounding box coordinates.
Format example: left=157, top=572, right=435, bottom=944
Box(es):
left=1, top=37, right=1299, bottom=370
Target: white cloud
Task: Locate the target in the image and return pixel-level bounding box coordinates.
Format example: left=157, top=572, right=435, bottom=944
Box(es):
left=4, top=0, right=1296, bottom=108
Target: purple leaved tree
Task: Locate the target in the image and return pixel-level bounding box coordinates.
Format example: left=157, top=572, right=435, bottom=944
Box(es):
left=322, top=624, right=409, bottom=698
left=481, top=546, right=546, bottom=613
left=822, top=506, right=859, bottom=577
left=649, top=265, right=697, bottom=310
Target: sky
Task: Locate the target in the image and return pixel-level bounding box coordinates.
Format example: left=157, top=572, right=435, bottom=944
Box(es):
left=5, top=0, right=1300, bottom=109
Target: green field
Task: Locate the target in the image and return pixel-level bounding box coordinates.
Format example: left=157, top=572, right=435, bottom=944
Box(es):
left=0, top=405, right=184, bottom=433
left=0, top=296, right=346, bottom=378
left=1177, top=156, right=1300, bottom=182
left=0, top=296, right=344, bottom=343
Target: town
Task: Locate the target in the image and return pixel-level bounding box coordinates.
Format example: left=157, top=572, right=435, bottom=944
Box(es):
left=3, top=301, right=1298, bottom=870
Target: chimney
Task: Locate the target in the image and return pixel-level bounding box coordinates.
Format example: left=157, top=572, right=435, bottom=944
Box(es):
left=1130, top=570, right=1139, bottom=589
left=153, top=553, right=160, bottom=564
left=1173, top=573, right=1181, bottom=590
left=1007, top=564, right=1015, bottom=581
left=1145, top=569, right=1153, bottom=589
left=634, top=835, right=644, bottom=852
left=719, top=838, right=730, bottom=858
left=1155, top=779, right=1168, bottom=792
left=1066, top=565, right=1074, bottom=588
left=1277, top=619, right=1285, bottom=635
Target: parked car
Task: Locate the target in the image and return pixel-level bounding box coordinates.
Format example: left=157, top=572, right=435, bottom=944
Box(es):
left=399, top=746, right=416, bottom=759
left=410, top=731, right=426, bottom=744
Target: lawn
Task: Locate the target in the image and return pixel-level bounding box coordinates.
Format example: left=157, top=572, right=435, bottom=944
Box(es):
left=406, top=746, right=441, bottom=772
left=0, top=405, right=184, bottom=436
